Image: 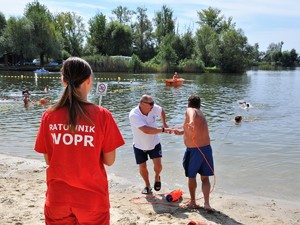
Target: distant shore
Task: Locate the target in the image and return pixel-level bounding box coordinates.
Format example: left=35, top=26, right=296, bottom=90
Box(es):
left=0, top=153, right=299, bottom=225
left=0, top=65, right=60, bottom=72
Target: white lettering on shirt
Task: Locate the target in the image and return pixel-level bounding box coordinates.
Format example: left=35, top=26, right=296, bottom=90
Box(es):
left=84, top=135, right=94, bottom=147
left=49, top=123, right=95, bottom=147
left=51, top=133, right=61, bottom=144
left=63, top=133, right=73, bottom=145
left=49, top=124, right=95, bottom=133
left=51, top=133, right=94, bottom=147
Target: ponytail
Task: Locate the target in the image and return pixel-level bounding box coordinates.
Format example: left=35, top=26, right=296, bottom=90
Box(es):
left=50, top=57, right=93, bottom=132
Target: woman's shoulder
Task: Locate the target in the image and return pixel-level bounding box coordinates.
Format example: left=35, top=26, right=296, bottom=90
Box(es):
left=86, top=104, right=112, bottom=115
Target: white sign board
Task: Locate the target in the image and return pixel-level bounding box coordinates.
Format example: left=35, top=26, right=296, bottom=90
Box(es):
left=96, top=82, right=108, bottom=96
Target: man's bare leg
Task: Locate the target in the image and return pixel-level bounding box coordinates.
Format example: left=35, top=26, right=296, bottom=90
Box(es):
left=139, top=162, right=150, bottom=187
left=152, top=158, right=162, bottom=182
left=186, top=177, right=200, bottom=208
left=201, top=176, right=213, bottom=211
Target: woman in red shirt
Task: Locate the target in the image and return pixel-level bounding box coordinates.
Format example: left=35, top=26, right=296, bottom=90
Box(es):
left=35, top=57, right=125, bottom=225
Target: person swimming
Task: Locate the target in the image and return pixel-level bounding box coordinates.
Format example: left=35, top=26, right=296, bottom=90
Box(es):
left=44, top=85, right=50, bottom=93
left=239, top=101, right=251, bottom=109
left=22, top=89, right=31, bottom=104
left=22, top=89, right=30, bottom=97
left=234, top=115, right=242, bottom=124
left=23, top=96, right=30, bottom=104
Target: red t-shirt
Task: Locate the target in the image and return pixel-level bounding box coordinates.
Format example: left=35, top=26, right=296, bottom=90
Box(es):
left=35, top=104, right=125, bottom=211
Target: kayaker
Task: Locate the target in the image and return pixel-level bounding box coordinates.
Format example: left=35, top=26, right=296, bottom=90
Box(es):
left=173, top=72, right=179, bottom=80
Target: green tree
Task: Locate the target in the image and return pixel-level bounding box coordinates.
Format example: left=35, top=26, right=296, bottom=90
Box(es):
left=264, top=42, right=284, bottom=64
left=252, top=43, right=260, bottom=63
left=157, top=33, right=178, bottom=71
left=172, top=34, right=185, bottom=63
left=171, top=31, right=195, bottom=63
left=269, top=51, right=282, bottom=64
left=281, top=51, right=293, bottom=67
left=132, top=6, right=155, bottom=61
left=0, top=12, right=7, bottom=54
left=289, top=48, right=298, bottom=64
left=195, top=7, right=233, bottom=67
left=24, top=0, right=62, bottom=65
left=0, top=16, right=35, bottom=63
left=181, top=30, right=195, bottom=60
left=106, top=21, right=132, bottom=56
left=196, top=7, right=251, bottom=72
left=267, top=41, right=284, bottom=52
left=244, top=43, right=262, bottom=66
left=195, top=25, right=218, bottom=66
left=112, top=6, right=134, bottom=25
left=88, top=12, right=107, bottom=55
left=130, top=53, right=143, bottom=72
left=154, top=5, right=175, bottom=45
left=219, top=16, right=235, bottom=32
left=54, top=11, right=86, bottom=56
left=197, top=7, right=224, bottom=33
left=217, top=29, right=249, bottom=72
left=0, top=11, right=6, bottom=36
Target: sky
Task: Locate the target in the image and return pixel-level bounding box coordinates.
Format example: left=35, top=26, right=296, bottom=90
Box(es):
left=1, top=0, right=299, bottom=53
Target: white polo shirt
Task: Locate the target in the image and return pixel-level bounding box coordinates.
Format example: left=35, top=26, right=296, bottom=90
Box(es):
left=129, top=104, right=162, bottom=150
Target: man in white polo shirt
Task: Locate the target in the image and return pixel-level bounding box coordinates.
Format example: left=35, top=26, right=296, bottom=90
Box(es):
left=129, top=94, right=172, bottom=194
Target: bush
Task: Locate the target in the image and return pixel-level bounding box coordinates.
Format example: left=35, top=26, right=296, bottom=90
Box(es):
left=61, top=50, right=71, bottom=60
left=129, top=54, right=142, bottom=73
left=83, top=55, right=130, bottom=72
left=178, top=58, right=205, bottom=73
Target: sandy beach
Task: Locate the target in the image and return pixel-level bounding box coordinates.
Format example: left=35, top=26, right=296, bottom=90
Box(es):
left=0, top=154, right=299, bottom=225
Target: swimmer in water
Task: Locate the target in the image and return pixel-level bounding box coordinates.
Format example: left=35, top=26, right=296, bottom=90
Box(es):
left=22, top=89, right=31, bottom=104
left=44, top=85, right=50, bottom=93
left=22, top=89, right=30, bottom=97
left=234, top=115, right=242, bottom=124
left=23, top=96, right=31, bottom=104
left=239, top=101, right=251, bottom=109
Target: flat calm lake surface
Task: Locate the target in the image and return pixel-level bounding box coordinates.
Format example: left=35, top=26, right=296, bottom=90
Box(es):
left=0, top=69, right=299, bottom=204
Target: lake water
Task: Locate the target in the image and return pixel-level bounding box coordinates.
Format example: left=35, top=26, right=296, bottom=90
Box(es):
left=0, top=69, right=299, bottom=204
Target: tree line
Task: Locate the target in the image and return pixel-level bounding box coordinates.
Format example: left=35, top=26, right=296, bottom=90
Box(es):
left=0, top=0, right=298, bottom=73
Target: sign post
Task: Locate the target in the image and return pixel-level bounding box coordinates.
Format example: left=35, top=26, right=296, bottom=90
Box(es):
left=96, top=82, right=108, bottom=106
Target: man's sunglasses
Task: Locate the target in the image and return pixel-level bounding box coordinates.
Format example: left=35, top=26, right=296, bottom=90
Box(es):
left=143, top=101, right=154, bottom=106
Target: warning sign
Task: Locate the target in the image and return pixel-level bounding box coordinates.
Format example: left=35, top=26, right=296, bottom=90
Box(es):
left=96, top=82, right=108, bottom=96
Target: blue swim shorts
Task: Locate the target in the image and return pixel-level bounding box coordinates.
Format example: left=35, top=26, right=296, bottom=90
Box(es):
left=134, top=143, right=162, bottom=164
left=182, top=145, right=214, bottom=178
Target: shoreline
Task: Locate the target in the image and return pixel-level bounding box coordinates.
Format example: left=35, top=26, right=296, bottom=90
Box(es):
left=0, top=153, right=299, bottom=225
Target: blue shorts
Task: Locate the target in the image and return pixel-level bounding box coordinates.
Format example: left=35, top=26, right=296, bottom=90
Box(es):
left=183, top=145, right=214, bottom=178
left=134, top=143, right=162, bottom=164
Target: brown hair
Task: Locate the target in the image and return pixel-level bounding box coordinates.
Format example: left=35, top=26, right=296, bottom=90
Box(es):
left=188, top=95, right=201, bottom=109
left=50, top=57, right=93, bottom=132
